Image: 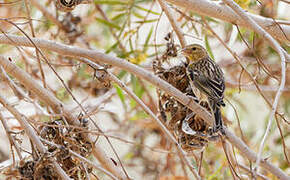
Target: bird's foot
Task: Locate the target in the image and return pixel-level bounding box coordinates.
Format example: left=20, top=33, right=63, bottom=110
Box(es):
left=209, top=125, right=225, bottom=136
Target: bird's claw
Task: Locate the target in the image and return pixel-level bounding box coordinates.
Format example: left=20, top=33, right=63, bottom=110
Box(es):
left=209, top=125, right=225, bottom=136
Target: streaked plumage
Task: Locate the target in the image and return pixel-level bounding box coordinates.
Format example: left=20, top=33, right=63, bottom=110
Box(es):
left=182, top=44, right=225, bottom=133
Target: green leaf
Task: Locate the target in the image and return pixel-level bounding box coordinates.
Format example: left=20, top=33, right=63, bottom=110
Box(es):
left=130, top=99, right=137, bottom=108
left=249, top=31, right=255, bottom=43
left=207, top=162, right=223, bottom=179
left=131, top=75, right=145, bottom=98
left=204, top=16, right=219, bottom=23
left=181, top=21, right=187, bottom=28
left=124, top=152, right=134, bottom=160
left=204, top=35, right=215, bottom=61
left=117, top=70, right=127, bottom=79
left=105, top=42, right=119, bottom=54
left=44, top=19, right=54, bottom=30
left=129, top=38, right=134, bottom=53
left=143, top=26, right=153, bottom=52
left=40, top=116, right=50, bottom=122
left=134, top=19, right=159, bottom=23
left=56, top=88, right=69, bottom=101
left=130, top=111, right=149, bottom=121
left=111, top=13, right=126, bottom=21
left=95, top=17, right=121, bottom=30
left=15, top=60, right=25, bottom=69
left=134, top=5, right=160, bottom=15
left=78, top=64, right=91, bottom=79
left=132, top=11, right=145, bottom=19
left=0, top=44, right=11, bottom=54
left=114, top=84, right=125, bottom=105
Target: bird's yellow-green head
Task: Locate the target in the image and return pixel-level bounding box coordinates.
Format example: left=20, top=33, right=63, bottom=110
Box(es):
left=182, top=44, right=208, bottom=62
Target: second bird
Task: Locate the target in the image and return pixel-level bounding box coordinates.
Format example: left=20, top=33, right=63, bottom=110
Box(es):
left=182, top=44, right=225, bottom=133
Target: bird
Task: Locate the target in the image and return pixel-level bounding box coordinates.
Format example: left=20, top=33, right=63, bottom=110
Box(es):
left=182, top=44, right=225, bottom=133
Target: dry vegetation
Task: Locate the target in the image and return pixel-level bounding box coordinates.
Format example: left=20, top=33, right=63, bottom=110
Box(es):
left=0, top=0, right=289, bottom=179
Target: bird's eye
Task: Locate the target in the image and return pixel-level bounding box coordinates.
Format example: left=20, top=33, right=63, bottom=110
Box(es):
left=192, top=47, right=197, bottom=51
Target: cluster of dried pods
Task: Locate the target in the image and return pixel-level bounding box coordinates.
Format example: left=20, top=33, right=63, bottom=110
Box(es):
left=17, top=115, right=92, bottom=179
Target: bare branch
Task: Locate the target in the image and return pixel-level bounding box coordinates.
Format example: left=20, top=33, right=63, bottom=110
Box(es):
left=0, top=112, right=22, bottom=159
left=0, top=94, right=71, bottom=180
left=94, top=4, right=126, bottom=51
left=40, top=138, right=118, bottom=180
left=165, top=0, right=290, bottom=42
left=78, top=58, right=200, bottom=179
left=0, top=35, right=288, bottom=179
left=24, top=0, right=47, bottom=88
left=0, top=34, right=213, bottom=124
left=0, top=55, right=128, bottom=179
left=221, top=0, right=286, bottom=174
left=30, top=0, right=63, bottom=29
left=158, top=0, right=187, bottom=47
left=238, top=163, right=269, bottom=180
left=224, top=129, right=289, bottom=180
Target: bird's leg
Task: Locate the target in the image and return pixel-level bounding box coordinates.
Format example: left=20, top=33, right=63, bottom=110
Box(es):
left=213, top=118, right=224, bottom=134
left=219, top=126, right=226, bottom=135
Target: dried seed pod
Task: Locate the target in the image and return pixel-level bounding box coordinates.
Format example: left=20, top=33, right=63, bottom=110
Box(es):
left=179, top=133, right=208, bottom=152
left=18, top=161, right=35, bottom=179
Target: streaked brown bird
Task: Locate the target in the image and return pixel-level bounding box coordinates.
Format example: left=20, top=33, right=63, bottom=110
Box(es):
left=182, top=44, right=225, bottom=133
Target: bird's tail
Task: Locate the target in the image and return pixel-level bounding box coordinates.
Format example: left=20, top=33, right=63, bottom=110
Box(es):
left=209, top=99, right=223, bottom=133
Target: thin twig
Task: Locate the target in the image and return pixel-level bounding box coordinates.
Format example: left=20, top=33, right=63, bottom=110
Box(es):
left=165, top=0, right=290, bottom=42
left=0, top=55, right=128, bottom=179
left=30, top=0, right=63, bottom=29
left=0, top=94, right=71, bottom=180
left=78, top=58, right=201, bottom=180
left=94, top=4, right=126, bottom=51
left=238, top=163, right=269, bottom=180
left=40, top=138, right=118, bottom=180
left=222, top=0, right=286, bottom=175
left=33, top=122, right=175, bottom=154
left=200, top=17, right=288, bottom=179
left=11, top=19, right=130, bottom=178
left=24, top=0, right=47, bottom=88
left=0, top=112, right=22, bottom=159
left=0, top=35, right=288, bottom=179
left=224, top=129, right=289, bottom=180
left=4, top=18, right=131, bottom=179
left=221, top=138, right=241, bottom=180
left=0, top=34, right=213, bottom=124
left=158, top=0, right=187, bottom=47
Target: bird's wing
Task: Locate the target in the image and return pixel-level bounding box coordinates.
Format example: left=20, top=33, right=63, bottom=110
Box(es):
left=187, top=58, right=225, bottom=105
